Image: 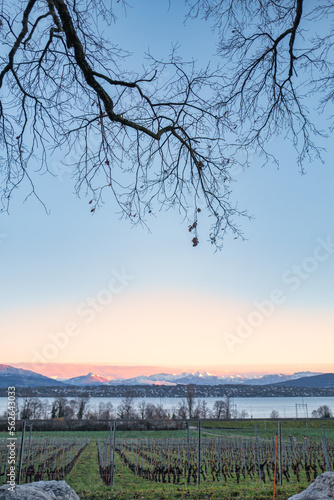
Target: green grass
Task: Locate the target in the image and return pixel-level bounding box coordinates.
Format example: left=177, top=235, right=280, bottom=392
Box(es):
left=0, top=429, right=198, bottom=440
left=1, top=419, right=333, bottom=441
left=193, top=419, right=334, bottom=440
left=1, top=421, right=333, bottom=499
left=63, top=440, right=313, bottom=500
left=65, top=440, right=107, bottom=498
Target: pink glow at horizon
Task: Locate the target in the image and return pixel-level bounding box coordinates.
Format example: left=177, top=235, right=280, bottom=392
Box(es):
left=2, top=289, right=334, bottom=375
left=10, top=361, right=334, bottom=379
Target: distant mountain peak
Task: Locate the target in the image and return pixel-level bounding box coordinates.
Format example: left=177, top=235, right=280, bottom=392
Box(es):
left=1, top=364, right=327, bottom=388
left=0, top=364, right=64, bottom=387
left=65, top=372, right=109, bottom=386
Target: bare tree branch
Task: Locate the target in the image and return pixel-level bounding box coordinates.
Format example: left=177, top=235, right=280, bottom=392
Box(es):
left=186, top=0, right=332, bottom=170
left=0, top=0, right=247, bottom=248
left=3, top=0, right=333, bottom=247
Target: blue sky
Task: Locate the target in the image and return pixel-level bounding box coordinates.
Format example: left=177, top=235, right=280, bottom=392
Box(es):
left=1, top=0, right=334, bottom=375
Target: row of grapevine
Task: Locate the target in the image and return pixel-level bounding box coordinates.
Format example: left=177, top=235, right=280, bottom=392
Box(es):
left=0, top=437, right=89, bottom=486
left=110, top=436, right=334, bottom=486
left=0, top=431, right=332, bottom=490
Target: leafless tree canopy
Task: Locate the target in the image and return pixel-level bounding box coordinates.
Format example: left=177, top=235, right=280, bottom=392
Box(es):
left=1, top=0, right=333, bottom=246
left=187, top=0, right=334, bottom=169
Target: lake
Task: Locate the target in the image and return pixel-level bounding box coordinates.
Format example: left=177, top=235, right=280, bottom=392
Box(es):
left=0, top=396, right=333, bottom=419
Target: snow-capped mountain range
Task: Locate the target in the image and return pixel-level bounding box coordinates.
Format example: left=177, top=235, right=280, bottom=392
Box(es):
left=61, top=370, right=323, bottom=386
left=0, top=364, right=324, bottom=387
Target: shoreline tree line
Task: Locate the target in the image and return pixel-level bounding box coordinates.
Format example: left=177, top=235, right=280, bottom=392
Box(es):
left=0, top=384, right=332, bottom=421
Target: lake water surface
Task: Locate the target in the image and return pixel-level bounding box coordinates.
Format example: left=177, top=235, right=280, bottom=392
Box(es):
left=1, top=396, right=333, bottom=419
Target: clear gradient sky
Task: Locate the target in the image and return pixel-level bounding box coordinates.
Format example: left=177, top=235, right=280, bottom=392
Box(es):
left=1, top=1, right=334, bottom=379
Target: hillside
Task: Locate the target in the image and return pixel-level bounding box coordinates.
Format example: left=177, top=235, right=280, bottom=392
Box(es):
left=274, top=373, right=334, bottom=388
left=0, top=364, right=65, bottom=388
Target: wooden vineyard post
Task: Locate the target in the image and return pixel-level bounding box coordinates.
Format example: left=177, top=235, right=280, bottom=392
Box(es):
left=255, top=424, right=261, bottom=482
left=164, top=437, right=167, bottom=477
left=198, top=419, right=201, bottom=485
left=27, top=424, right=32, bottom=465
left=53, top=439, right=58, bottom=474
left=273, top=434, right=278, bottom=500
left=278, top=421, right=282, bottom=486
left=109, top=422, right=113, bottom=485
left=186, top=422, right=190, bottom=480
left=167, top=439, right=171, bottom=483
left=322, top=424, right=331, bottom=471
left=60, top=439, right=65, bottom=474
left=42, top=438, right=48, bottom=480
left=110, top=420, right=117, bottom=485
left=18, top=420, right=26, bottom=485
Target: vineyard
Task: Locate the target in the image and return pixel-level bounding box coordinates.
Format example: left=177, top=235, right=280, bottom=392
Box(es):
left=0, top=422, right=333, bottom=499
left=0, top=435, right=89, bottom=484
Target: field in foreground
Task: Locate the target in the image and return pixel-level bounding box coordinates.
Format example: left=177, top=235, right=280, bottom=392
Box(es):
left=0, top=419, right=333, bottom=499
